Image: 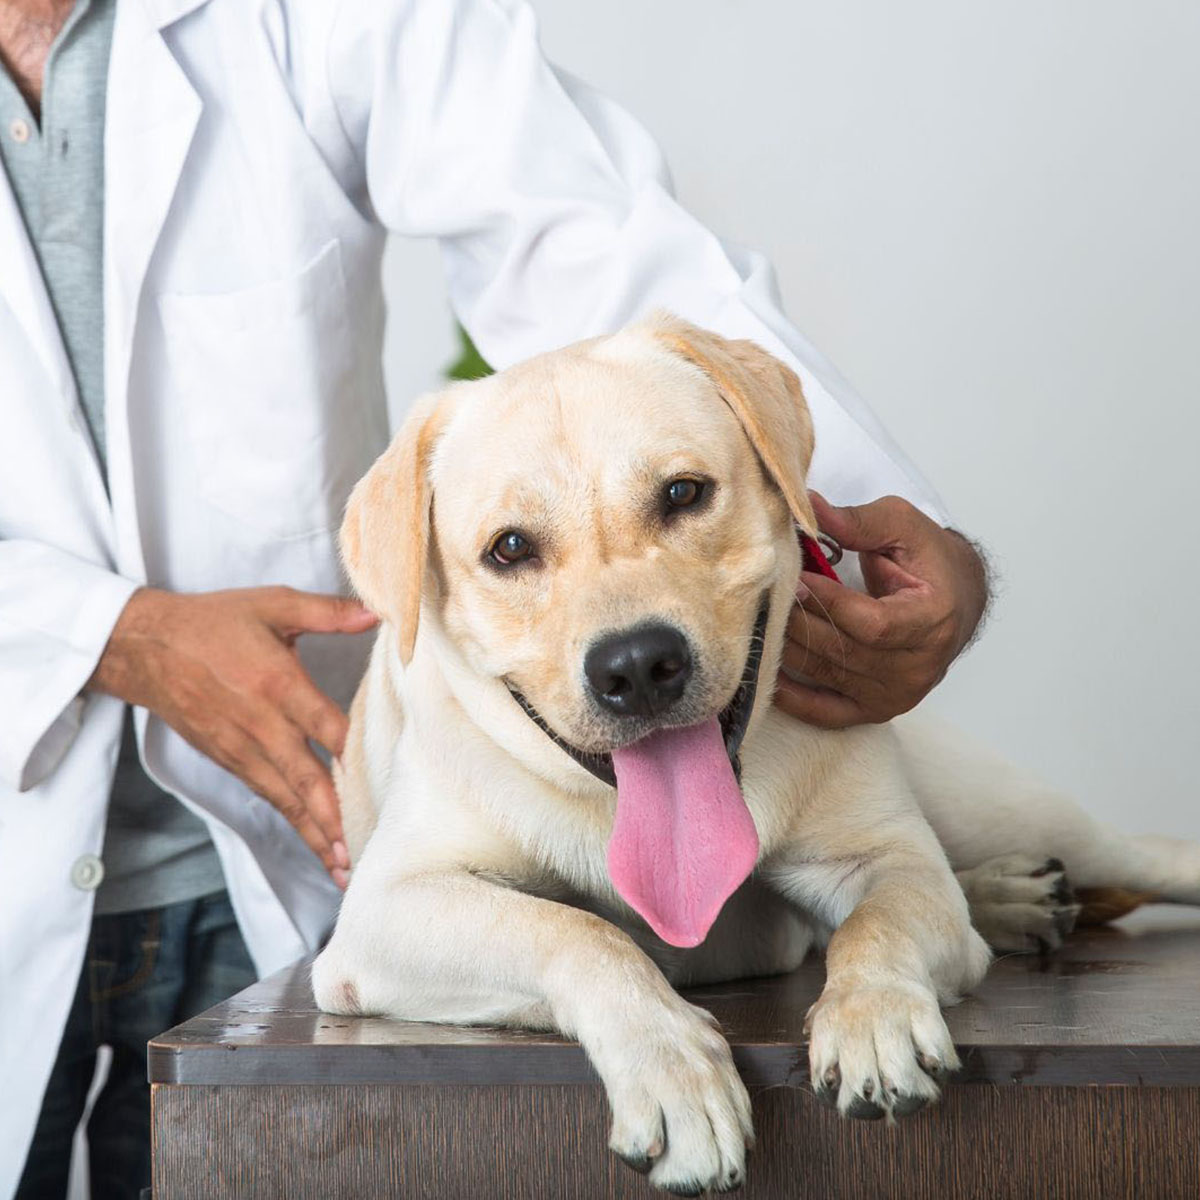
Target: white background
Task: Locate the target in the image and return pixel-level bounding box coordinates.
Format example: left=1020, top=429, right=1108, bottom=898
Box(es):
left=382, top=0, right=1200, bottom=838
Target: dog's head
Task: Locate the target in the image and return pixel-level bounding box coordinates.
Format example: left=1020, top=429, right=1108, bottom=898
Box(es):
left=342, top=313, right=817, bottom=945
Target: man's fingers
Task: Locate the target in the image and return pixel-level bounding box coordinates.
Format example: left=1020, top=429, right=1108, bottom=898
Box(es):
left=773, top=675, right=868, bottom=730
left=260, top=587, right=379, bottom=638
left=858, top=548, right=929, bottom=598
left=780, top=640, right=852, bottom=690
left=797, top=572, right=923, bottom=650
left=263, top=728, right=346, bottom=856
left=210, top=734, right=345, bottom=880
left=781, top=636, right=866, bottom=692
left=784, top=604, right=886, bottom=681
left=278, top=672, right=350, bottom=759
left=255, top=643, right=350, bottom=757
left=809, top=493, right=919, bottom=554
left=779, top=627, right=896, bottom=706
left=232, top=701, right=347, bottom=871
left=268, top=765, right=345, bottom=878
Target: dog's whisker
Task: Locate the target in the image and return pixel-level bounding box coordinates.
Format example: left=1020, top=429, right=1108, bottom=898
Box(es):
left=800, top=587, right=849, bottom=675
left=792, top=603, right=814, bottom=673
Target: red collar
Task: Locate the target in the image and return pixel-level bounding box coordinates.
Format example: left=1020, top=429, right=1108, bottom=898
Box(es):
left=799, top=531, right=841, bottom=582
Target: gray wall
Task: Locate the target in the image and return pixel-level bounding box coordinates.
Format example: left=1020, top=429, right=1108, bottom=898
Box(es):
left=382, top=0, right=1200, bottom=838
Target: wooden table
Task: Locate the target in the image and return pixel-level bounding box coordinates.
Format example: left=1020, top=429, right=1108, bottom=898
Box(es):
left=150, top=906, right=1200, bottom=1199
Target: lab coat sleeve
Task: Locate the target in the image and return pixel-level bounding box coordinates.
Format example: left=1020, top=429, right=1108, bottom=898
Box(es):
left=325, top=0, right=952, bottom=525
left=0, top=539, right=138, bottom=791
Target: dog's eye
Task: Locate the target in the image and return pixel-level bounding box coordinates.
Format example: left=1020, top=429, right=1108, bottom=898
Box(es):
left=664, top=477, right=707, bottom=511
left=489, top=531, right=535, bottom=566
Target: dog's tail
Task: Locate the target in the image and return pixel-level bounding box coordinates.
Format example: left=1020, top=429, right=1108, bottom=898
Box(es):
left=1073, top=886, right=1156, bottom=926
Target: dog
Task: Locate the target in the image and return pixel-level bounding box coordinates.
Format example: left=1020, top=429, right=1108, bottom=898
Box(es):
left=313, top=313, right=1200, bottom=1195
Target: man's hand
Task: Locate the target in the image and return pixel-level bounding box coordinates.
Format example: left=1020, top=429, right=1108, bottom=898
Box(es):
left=87, top=586, right=378, bottom=885
left=777, top=493, right=989, bottom=729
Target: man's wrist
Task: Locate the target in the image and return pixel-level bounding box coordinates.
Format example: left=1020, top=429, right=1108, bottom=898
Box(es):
left=944, top=528, right=992, bottom=652
left=85, top=586, right=169, bottom=700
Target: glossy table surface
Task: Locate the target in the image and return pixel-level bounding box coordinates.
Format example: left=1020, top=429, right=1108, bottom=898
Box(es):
left=150, top=905, right=1200, bottom=1089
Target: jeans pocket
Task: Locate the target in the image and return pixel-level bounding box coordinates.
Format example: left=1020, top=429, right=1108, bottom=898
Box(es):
left=89, top=909, right=163, bottom=1004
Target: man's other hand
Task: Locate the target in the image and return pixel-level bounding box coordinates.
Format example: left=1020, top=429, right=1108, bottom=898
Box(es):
left=87, top=586, right=379, bottom=885
left=777, top=494, right=989, bottom=728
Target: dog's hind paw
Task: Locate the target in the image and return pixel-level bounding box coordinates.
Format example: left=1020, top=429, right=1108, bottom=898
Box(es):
left=957, top=853, right=1081, bottom=953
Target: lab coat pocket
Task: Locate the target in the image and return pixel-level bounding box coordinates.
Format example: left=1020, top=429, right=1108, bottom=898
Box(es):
left=159, top=239, right=371, bottom=541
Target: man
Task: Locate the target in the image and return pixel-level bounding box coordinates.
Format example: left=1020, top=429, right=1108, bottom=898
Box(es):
left=0, top=0, right=987, bottom=1195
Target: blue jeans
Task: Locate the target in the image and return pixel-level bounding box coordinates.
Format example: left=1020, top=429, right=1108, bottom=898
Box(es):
left=16, top=890, right=256, bottom=1200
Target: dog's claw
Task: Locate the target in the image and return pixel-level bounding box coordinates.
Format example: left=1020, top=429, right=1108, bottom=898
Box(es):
left=617, top=1151, right=654, bottom=1176
left=845, top=1094, right=887, bottom=1121
left=814, top=1062, right=841, bottom=1108
left=891, top=1093, right=931, bottom=1118
left=1032, top=857, right=1065, bottom=877
left=1051, top=877, right=1076, bottom=905
left=918, top=1053, right=955, bottom=1085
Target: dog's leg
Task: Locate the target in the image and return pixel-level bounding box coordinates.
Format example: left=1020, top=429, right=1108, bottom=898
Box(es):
left=331, top=679, right=379, bottom=864
left=897, top=714, right=1200, bottom=916
left=313, top=862, right=752, bottom=1194
left=768, top=826, right=990, bottom=1121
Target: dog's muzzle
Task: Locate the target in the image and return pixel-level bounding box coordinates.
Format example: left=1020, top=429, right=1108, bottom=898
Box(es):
left=507, top=596, right=770, bottom=788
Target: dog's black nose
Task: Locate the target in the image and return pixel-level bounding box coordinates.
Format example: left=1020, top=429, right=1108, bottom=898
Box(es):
left=584, top=624, right=693, bottom=717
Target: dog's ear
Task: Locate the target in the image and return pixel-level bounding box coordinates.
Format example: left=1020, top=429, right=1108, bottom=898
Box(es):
left=340, top=389, right=454, bottom=664
left=646, top=313, right=818, bottom=537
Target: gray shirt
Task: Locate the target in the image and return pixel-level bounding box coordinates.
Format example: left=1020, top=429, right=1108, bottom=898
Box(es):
left=0, top=0, right=224, bottom=913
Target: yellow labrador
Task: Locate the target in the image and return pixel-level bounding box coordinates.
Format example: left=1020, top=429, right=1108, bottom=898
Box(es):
left=313, top=313, right=1200, bottom=1195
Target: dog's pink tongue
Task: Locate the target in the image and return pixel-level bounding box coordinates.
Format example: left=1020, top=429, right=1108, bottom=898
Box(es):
left=608, top=717, right=759, bottom=948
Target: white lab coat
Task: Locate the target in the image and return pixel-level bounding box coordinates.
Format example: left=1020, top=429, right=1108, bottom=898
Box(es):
left=0, top=0, right=950, bottom=1190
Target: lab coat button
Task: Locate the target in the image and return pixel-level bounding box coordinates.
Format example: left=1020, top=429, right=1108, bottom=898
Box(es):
left=8, top=118, right=30, bottom=144
left=70, top=854, right=105, bottom=891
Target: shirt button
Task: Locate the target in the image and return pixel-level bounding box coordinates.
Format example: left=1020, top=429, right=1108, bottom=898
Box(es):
left=71, top=854, right=105, bottom=891
left=8, top=117, right=30, bottom=144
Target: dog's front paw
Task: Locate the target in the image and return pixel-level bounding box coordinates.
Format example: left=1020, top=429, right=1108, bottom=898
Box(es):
left=805, top=980, right=956, bottom=1120
left=958, top=853, right=1081, bottom=953
left=599, top=1001, right=753, bottom=1195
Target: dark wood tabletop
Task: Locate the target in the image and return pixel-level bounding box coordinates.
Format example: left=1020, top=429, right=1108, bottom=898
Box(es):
left=150, top=904, right=1200, bottom=1090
